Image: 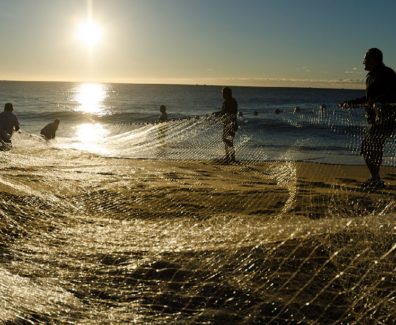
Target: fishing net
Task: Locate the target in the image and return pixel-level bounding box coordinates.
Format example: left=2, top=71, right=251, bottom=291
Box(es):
left=0, top=104, right=395, bottom=324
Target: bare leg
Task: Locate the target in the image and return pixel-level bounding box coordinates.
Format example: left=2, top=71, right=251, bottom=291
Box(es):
left=224, top=143, right=230, bottom=161
left=361, top=129, right=386, bottom=182
left=229, top=143, right=236, bottom=162
left=363, top=153, right=381, bottom=180
left=224, top=138, right=235, bottom=162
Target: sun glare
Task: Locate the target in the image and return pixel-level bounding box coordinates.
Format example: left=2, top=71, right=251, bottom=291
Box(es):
left=74, top=83, right=108, bottom=115
left=76, top=123, right=109, bottom=143
left=77, top=20, right=102, bottom=49
left=74, top=123, right=110, bottom=154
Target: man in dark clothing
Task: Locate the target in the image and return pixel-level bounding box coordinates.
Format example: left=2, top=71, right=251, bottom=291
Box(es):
left=41, top=119, right=60, bottom=140
left=157, top=105, right=168, bottom=150
left=219, top=87, right=238, bottom=162
left=159, top=105, right=168, bottom=122
left=342, top=48, right=396, bottom=189
left=0, top=103, right=20, bottom=145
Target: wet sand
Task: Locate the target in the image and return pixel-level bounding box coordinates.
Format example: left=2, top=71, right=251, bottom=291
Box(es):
left=1, top=158, right=395, bottom=323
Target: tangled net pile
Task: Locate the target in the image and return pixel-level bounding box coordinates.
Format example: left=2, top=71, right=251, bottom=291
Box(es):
left=0, top=106, right=395, bottom=324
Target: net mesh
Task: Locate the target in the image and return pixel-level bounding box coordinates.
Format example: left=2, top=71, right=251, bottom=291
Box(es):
left=1, top=106, right=395, bottom=324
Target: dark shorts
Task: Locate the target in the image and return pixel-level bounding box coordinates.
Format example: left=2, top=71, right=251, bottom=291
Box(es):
left=360, top=124, right=395, bottom=161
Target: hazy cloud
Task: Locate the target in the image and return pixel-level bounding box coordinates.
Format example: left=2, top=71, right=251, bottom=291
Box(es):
left=296, top=66, right=311, bottom=73
left=344, top=67, right=361, bottom=74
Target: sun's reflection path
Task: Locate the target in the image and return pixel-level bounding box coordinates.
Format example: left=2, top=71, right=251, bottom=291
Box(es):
left=73, top=123, right=110, bottom=154
left=74, top=83, right=108, bottom=115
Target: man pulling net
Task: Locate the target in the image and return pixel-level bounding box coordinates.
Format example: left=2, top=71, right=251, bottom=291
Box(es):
left=341, top=48, right=396, bottom=190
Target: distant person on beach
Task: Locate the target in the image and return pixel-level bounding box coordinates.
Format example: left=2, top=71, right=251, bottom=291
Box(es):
left=216, top=87, right=238, bottom=162
left=0, top=103, right=20, bottom=145
left=157, top=105, right=168, bottom=154
left=40, top=119, right=60, bottom=140
left=341, top=48, right=396, bottom=189
left=159, top=105, right=168, bottom=122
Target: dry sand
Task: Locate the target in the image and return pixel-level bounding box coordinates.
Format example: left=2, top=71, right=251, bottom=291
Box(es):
left=1, top=158, right=395, bottom=323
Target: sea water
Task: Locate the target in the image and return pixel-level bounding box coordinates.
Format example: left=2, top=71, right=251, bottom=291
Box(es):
left=2, top=81, right=392, bottom=165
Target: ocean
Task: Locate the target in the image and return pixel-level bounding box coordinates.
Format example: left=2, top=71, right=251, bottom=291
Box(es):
left=1, top=81, right=395, bottom=323
left=2, top=81, right=392, bottom=164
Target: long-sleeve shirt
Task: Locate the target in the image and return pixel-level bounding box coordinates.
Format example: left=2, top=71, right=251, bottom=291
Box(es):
left=0, top=111, right=20, bottom=136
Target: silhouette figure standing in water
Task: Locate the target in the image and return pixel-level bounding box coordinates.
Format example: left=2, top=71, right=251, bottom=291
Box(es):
left=159, top=105, right=168, bottom=122
left=219, top=87, right=238, bottom=162
left=40, top=119, right=60, bottom=140
left=342, top=48, right=396, bottom=189
left=0, top=103, right=20, bottom=146
left=157, top=105, right=169, bottom=155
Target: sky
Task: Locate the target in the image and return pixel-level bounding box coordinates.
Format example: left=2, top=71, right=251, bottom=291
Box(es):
left=1, top=0, right=396, bottom=88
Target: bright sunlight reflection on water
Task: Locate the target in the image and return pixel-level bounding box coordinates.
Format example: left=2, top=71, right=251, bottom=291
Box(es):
left=73, top=123, right=110, bottom=154
left=74, top=83, right=108, bottom=115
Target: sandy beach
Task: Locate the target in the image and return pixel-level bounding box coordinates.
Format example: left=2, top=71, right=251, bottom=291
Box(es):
left=1, top=156, right=395, bottom=323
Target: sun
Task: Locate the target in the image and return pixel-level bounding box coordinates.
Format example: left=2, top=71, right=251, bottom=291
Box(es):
left=76, top=20, right=102, bottom=49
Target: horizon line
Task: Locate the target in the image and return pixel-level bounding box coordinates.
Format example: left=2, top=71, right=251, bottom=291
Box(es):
left=0, top=78, right=365, bottom=91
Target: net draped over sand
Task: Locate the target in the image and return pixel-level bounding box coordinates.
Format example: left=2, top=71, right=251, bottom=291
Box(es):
left=0, top=109, right=395, bottom=324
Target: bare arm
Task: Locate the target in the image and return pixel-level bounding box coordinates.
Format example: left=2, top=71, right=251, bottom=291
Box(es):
left=14, top=116, right=20, bottom=132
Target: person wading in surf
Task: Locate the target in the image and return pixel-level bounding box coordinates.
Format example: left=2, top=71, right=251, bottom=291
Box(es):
left=218, top=87, right=238, bottom=163
left=40, top=119, right=60, bottom=140
left=0, top=103, right=20, bottom=147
